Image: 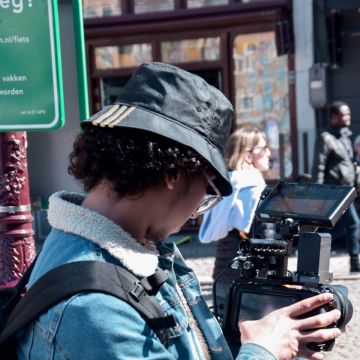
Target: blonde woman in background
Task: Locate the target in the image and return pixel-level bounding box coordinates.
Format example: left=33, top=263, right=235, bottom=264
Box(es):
left=199, top=125, right=273, bottom=318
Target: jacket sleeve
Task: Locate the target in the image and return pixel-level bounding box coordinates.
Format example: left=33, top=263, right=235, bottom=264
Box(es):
left=236, top=343, right=277, bottom=360
left=198, top=197, right=231, bottom=243
left=230, top=184, right=264, bottom=234
left=312, top=134, right=329, bottom=184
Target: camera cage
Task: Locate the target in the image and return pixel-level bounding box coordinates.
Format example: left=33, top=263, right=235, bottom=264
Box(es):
left=220, top=181, right=356, bottom=354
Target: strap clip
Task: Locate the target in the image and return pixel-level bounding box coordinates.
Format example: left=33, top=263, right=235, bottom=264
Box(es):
left=129, top=283, right=145, bottom=301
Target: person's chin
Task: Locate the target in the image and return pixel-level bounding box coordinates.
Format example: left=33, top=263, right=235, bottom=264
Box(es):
left=168, top=227, right=182, bottom=236
left=144, top=230, right=166, bottom=244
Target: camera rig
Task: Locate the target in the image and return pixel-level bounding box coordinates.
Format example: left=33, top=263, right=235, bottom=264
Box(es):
left=220, top=181, right=356, bottom=354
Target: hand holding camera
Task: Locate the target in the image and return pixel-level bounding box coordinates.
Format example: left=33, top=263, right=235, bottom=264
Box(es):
left=219, top=181, right=356, bottom=358
left=239, top=292, right=341, bottom=360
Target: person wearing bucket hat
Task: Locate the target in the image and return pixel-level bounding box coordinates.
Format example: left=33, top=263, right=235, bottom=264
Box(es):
left=83, top=61, right=233, bottom=197
left=16, top=62, right=341, bottom=360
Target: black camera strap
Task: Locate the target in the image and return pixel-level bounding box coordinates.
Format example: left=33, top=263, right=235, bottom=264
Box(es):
left=0, top=261, right=176, bottom=351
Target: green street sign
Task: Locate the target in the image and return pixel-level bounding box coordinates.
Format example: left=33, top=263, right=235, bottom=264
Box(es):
left=0, top=0, right=64, bottom=131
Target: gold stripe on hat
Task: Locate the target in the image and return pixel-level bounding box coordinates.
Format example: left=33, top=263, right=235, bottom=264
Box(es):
left=108, top=106, right=136, bottom=127
left=99, top=105, right=128, bottom=127
left=92, top=104, right=120, bottom=125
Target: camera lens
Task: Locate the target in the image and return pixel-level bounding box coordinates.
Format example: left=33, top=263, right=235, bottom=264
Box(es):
left=329, top=285, right=353, bottom=331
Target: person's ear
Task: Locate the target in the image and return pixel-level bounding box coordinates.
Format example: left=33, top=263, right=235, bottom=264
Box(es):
left=244, top=151, right=253, bottom=165
left=164, top=170, right=180, bottom=190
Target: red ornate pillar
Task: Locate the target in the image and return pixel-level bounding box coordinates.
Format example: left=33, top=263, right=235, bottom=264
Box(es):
left=0, top=132, right=35, bottom=289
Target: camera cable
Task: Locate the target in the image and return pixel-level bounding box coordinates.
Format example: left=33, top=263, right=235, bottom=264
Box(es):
left=212, top=255, right=242, bottom=320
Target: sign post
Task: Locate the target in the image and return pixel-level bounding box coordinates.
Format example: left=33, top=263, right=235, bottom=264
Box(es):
left=0, top=0, right=63, bottom=288
left=0, top=0, right=64, bottom=130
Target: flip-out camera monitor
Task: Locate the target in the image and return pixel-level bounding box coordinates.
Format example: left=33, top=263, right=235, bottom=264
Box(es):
left=256, top=181, right=357, bottom=228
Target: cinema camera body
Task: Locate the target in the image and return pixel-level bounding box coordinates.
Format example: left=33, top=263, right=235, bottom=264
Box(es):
left=220, top=181, right=356, bottom=353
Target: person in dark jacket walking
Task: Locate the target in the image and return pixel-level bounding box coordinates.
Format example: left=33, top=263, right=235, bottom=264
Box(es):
left=312, top=100, right=360, bottom=272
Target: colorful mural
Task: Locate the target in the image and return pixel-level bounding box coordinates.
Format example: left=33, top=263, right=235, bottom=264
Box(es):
left=233, top=31, right=291, bottom=179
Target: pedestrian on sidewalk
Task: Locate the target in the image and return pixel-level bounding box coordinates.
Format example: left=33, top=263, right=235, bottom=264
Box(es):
left=198, top=125, right=275, bottom=317
left=312, top=100, right=360, bottom=272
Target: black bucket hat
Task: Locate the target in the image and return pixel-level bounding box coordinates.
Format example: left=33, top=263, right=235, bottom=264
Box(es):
left=81, top=62, right=234, bottom=196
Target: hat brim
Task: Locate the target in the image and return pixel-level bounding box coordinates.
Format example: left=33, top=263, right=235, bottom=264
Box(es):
left=82, top=104, right=232, bottom=196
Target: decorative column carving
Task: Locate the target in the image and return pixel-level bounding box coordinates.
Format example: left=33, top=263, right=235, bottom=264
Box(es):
left=0, top=132, right=35, bottom=288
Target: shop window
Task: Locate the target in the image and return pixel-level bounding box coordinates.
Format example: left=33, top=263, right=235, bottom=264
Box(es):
left=100, top=76, right=132, bottom=107
left=187, top=0, right=228, bottom=8
left=233, top=31, right=291, bottom=179
left=83, top=0, right=122, bottom=18
left=95, top=43, right=152, bottom=70
left=161, top=37, right=220, bottom=63
left=134, top=0, right=174, bottom=13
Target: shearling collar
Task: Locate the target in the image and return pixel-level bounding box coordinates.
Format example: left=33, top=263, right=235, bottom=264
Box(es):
left=47, top=191, right=159, bottom=277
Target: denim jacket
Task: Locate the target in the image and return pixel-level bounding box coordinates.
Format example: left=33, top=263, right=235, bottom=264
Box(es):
left=17, top=192, right=276, bottom=360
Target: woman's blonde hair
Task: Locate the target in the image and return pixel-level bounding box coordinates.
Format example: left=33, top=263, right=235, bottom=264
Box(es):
left=225, top=125, right=266, bottom=170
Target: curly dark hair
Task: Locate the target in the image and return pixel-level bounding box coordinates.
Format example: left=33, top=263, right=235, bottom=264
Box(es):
left=68, top=126, right=209, bottom=195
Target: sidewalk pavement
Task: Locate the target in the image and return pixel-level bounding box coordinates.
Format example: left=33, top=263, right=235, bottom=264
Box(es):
left=170, top=231, right=359, bottom=360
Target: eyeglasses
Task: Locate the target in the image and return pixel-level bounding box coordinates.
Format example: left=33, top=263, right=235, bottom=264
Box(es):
left=191, top=171, right=223, bottom=218
left=250, top=145, right=269, bottom=153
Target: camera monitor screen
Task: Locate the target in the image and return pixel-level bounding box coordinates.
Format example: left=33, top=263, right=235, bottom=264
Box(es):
left=238, top=292, right=296, bottom=321
left=256, top=181, right=357, bottom=228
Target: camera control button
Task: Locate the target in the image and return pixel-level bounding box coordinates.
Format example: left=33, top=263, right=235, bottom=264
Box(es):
left=328, top=300, right=336, bottom=310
